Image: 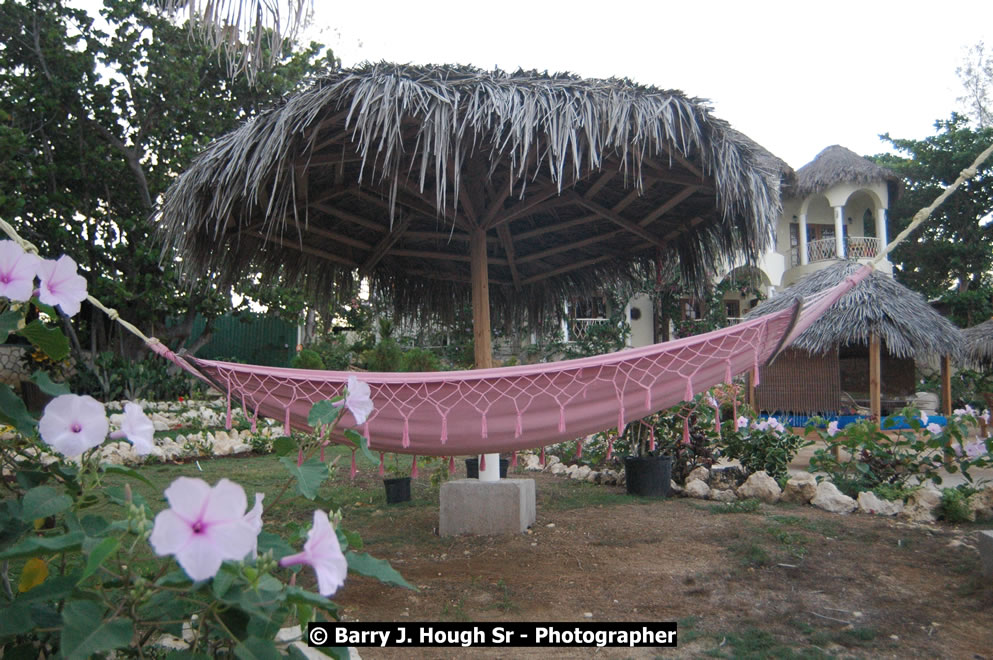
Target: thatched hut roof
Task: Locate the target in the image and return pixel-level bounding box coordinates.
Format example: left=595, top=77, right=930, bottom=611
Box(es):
left=155, top=62, right=789, bottom=323
left=745, top=261, right=963, bottom=360
left=963, top=318, right=993, bottom=369
left=790, top=145, right=901, bottom=201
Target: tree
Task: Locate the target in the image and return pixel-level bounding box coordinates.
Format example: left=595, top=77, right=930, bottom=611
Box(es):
left=0, top=0, right=334, bottom=356
left=873, top=115, right=993, bottom=326
left=957, top=41, right=993, bottom=129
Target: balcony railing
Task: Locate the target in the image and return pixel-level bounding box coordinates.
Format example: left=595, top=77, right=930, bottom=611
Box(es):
left=567, top=317, right=610, bottom=341
left=805, top=236, right=883, bottom=264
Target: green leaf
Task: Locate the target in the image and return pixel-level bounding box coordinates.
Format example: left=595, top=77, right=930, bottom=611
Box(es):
left=0, top=601, right=35, bottom=637
left=80, top=537, right=119, bottom=582
left=29, top=370, right=71, bottom=396
left=345, top=552, right=417, bottom=590
left=284, top=586, right=339, bottom=616
left=11, top=574, right=79, bottom=604
left=234, top=637, right=282, bottom=660
left=308, top=400, right=341, bottom=428
left=0, top=383, right=37, bottom=436
left=18, top=319, right=70, bottom=362
left=60, top=601, right=134, bottom=660
left=256, top=531, right=296, bottom=561
left=101, top=464, right=154, bottom=488
left=30, top=297, right=58, bottom=319
left=273, top=436, right=297, bottom=457
left=212, top=564, right=239, bottom=599
left=344, top=429, right=377, bottom=465
left=0, top=309, right=22, bottom=341
left=278, top=457, right=328, bottom=500
left=0, top=532, right=84, bottom=560
left=19, top=486, right=72, bottom=523
left=337, top=528, right=363, bottom=553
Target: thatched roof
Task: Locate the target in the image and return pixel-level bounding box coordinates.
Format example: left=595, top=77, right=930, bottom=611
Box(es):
left=745, top=261, right=963, bottom=360
left=156, top=63, right=789, bottom=323
left=790, top=145, right=901, bottom=201
left=963, top=318, right=993, bottom=369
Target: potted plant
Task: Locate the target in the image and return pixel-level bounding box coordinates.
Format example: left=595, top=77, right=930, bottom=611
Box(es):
left=619, top=417, right=672, bottom=497
left=383, top=454, right=412, bottom=504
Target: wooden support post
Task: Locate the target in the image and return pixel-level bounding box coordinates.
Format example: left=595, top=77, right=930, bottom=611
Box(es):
left=940, top=355, right=952, bottom=416
left=746, top=371, right=756, bottom=411
left=869, top=333, right=881, bottom=428
left=470, top=228, right=493, bottom=369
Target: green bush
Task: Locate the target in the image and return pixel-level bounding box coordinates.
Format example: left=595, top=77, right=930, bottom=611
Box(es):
left=401, top=347, right=441, bottom=372
left=362, top=337, right=405, bottom=371
left=939, top=486, right=976, bottom=523
left=719, top=417, right=809, bottom=482
left=70, top=351, right=197, bottom=402
left=290, top=348, right=325, bottom=370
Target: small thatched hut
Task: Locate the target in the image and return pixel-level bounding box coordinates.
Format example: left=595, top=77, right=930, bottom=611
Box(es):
left=790, top=145, right=902, bottom=201
left=155, top=63, right=789, bottom=368
left=746, top=261, right=964, bottom=416
left=964, top=319, right=993, bottom=370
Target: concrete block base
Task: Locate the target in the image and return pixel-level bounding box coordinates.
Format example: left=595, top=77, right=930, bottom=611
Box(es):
left=439, top=478, right=536, bottom=537
left=980, top=530, right=993, bottom=578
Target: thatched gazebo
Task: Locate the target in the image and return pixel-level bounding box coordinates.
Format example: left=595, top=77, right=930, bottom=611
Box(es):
left=790, top=144, right=902, bottom=200
left=964, top=319, right=993, bottom=370
left=156, top=63, right=788, bottom=370
left=746, top=261, right=964, bottom=417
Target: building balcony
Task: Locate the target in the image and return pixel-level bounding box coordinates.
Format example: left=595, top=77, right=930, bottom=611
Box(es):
left=790, top=236, right=883, bottom=267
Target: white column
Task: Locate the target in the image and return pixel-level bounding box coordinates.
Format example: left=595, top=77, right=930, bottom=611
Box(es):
left=561, top=301, right=570, bottom=343
left=876, top=208, right=888, bottom=252
left=833, top=206, right=846, bottom=259
left=479, top=453, right=501, bottom=481
left=798, top=213, right=809, bottom=266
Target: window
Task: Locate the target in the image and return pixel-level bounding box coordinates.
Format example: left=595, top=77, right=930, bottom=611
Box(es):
left=679, top=298, right=702, bottom=320
left=724, top=300, right=740, bottom=319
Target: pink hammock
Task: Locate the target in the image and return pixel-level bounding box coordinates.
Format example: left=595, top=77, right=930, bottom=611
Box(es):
left=148, top=265, right=871, bottom=456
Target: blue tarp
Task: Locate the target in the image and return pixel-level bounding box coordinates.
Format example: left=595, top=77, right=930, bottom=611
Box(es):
left=766, top=414, right=947, bottom=430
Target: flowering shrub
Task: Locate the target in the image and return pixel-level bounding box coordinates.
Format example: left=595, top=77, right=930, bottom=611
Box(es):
left=718, top=414, right=809, bottom=483
left=0, top=237, right=409, bottom=657
left=807, top=406, right=992, bottom=497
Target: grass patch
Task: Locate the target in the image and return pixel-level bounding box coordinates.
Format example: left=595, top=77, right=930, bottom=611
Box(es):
left=709, top=499, right=761, bottom=514
left=708, top=627, right=833, bottom=659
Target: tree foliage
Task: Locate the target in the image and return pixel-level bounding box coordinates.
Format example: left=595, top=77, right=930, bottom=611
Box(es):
left=873, top=115, right=993, bottom=327
left=0, top=0, right=334, bottom=356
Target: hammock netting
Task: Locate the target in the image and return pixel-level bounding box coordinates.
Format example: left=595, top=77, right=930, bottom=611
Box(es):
left=147, top=264, right=870, bottom=456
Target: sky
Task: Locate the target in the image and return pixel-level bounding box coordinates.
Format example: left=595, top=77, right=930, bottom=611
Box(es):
left=305, top=0, right=993, bottom=169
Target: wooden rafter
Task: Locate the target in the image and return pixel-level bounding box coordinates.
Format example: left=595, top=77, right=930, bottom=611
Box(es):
left=642, top=158, right=712, bottom=187
left=360, top=213, right=413, bottom=275
left=516, top=229, right=626, bottom=265
left=638, top=185, right=701, bottom=227
left=521, top=253, right=616, bottom=286
left=386, top=248, right=509, bottom=266
left=246, top=230, right=357, bottom=267
left=663, top=216, right=706, bottom=241
left=658, top=145, right=704, bottom=179
left=570, top=194, right=666, bottom=248
left=311, top=202, right=387, bottom=234
left=286, top=218, right=373, bottom=251
left=483, top=179, right=572, bottom=230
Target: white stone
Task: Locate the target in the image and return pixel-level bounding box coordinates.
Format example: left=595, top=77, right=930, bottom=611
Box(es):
left=545, top=455, right=561, bottom=467
left=523, top=454, right=543, bottom=471
left=684, top=479, right=711, bottom=499
left=710, top=488, right=737, bottom=502
left=669, top=480, right=683, bottom=495
left=736, top=471, right=781, bottom=504
left=549, top=462, right=567, bottom=476
left=686, top=466, right=710, bottom=484
left=811, top=481, right=857, bottom=514
left=782, top=472, right=818, bottom=504
left=900, top=486, right=942, bottom=523
left=573, top=465, right=592, bottom=481
left=584, top=470, right=599, bottom=483
left=857, top=491, right=904, bottom=516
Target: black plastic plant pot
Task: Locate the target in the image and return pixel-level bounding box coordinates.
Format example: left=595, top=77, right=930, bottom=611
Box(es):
left=623, top=455, right=672, bottom=497
left=464, top=457, right=509, bottom=479
left=383, top=477, right=411, bottom=504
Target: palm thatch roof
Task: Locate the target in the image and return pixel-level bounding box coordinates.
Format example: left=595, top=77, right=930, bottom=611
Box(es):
left=156, top=62, right=789, bottom=323
left=746, top=261, right=963, bottom=360
left=963, top=318, right=993, bottom=369
left=790, top=145, right=901, bottom=201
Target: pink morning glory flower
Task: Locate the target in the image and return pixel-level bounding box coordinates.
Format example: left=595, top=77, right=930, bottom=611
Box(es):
left=279, top=509, right=348, bottom=597
left=736, top=416, right=749, bottom=429
left=964, top=439, right=988, bottom=459
left=827, top=420, right=840, bottom=437
left=244, top=493, right=265, bottom=559
left=149, top=477, right=258, bottom=582
left=109, top=402, right=156, bottom=455
left=0, top=240, right=40, bottom=302
left=39, top=394, right=109, bottom=457
left=36, top=255, right=88, bottom=317
left=335, top=375, right=373, bottom=425
left=926, top=422, right=943, bottom=435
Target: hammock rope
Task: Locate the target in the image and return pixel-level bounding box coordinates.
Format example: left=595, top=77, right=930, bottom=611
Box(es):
left=3, top=141, right=990, bottom=457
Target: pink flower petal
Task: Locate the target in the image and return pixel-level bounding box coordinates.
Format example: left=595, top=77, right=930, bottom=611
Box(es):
left=38, top=394, right=109, bottom=457
left=175, top=533, right=229, bottom=582
left=201, top=478, right=248, bottom=525
left=0, top=240, right=40, bottom=302
left=162, top=477, right=213, bottom=522
left=149, top=509, right=195, bottom=555
left=279, top=510, right=348, bottom=597
left=344, top=375, right=374, bottom=425
left=36, top=255, right=88, bottom=317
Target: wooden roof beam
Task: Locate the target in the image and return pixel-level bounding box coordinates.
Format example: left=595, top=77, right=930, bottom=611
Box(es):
left=387, top=248, right=508, bottom=266
left=639, top=185, right=702, bottom=227
left=496, top=224, right=521, bottom=290
left=570, top=194, right=666, bottom=248
left=360, top=213, right=413, bottom=275
left=516, top=229, right=626, bottom=265
left=521, top=254, right=616, bottom=286
left=247, top=230, right=357, bottom=267
left=311, top=202, right=388, bottom=233
left=286, top=218, right=373, bottom=250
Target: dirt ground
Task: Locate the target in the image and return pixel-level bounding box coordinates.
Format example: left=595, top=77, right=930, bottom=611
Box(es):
left=329, top=468, right=993, bottom=660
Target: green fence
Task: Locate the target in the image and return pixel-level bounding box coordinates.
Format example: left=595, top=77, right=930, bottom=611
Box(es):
left=184, top=314, right=297, bottom=367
